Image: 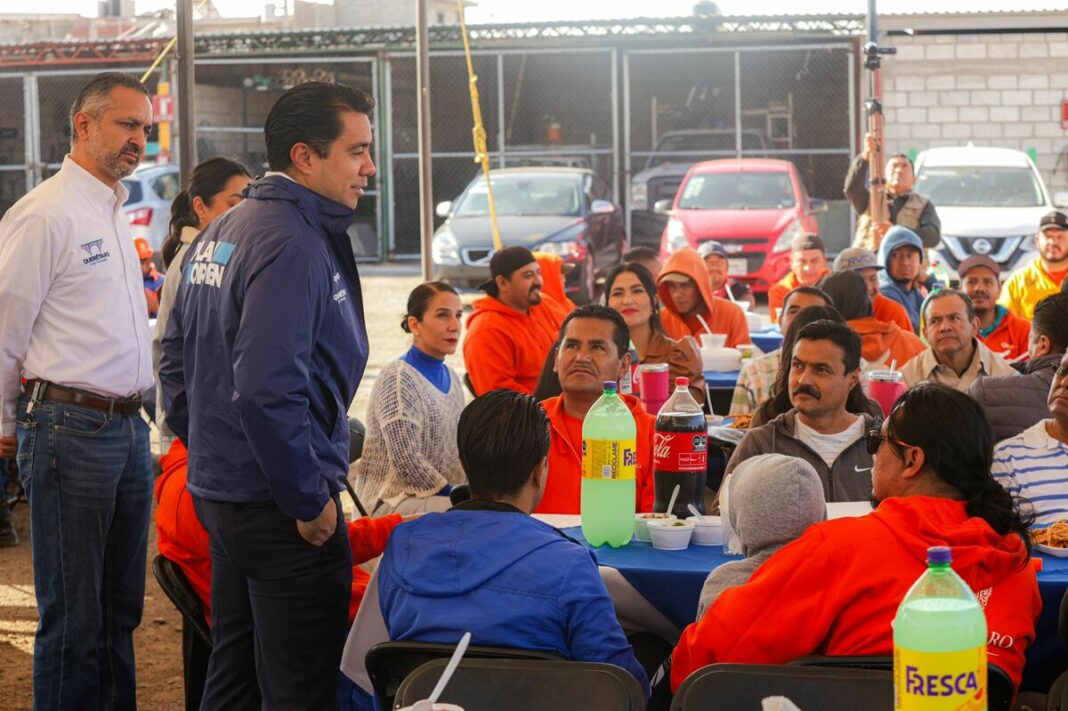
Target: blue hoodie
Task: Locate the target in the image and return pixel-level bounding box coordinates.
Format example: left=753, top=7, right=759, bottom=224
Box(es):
left=160, top=175, right=368, bottom=520
left=378, top=503, right=650, bottom=696
left=877, top=225, right=925, bottom=332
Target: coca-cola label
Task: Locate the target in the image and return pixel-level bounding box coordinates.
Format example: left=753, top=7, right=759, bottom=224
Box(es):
left=653, top=430, right=708, bottom=473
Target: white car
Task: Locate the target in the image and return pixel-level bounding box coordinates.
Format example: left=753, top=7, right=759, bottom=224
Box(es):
left=914, top=145, right=1068, bottom=281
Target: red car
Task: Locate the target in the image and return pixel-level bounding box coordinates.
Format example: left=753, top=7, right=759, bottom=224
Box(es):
left=656, top=159, right=826, bottom=293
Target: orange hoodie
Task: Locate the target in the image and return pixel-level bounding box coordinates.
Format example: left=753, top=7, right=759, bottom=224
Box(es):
left=533, top=252, right=578, bottom=312
left=769, top=269, right=830, bottom=323
left=980, top=306, right=1031, bottom=361
left=873, top=292, right=915, bottom=333
left=463, top=295, right=571, bottom=395
left=154, top=439, right=402, bottom=626
left=536, top=394, right=655, bottom=514
left=848, top=316, right=927, bottom=368
left=657, top=248, right=750, bottom=348
left=671, top=496, right=1039, bottom=691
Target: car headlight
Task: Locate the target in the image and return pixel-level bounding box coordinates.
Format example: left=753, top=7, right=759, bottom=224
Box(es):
left=772, top=219, right=804, bottom=253
left=537, top=240, right=581, bottom=259
left=665, top=218, right=688, bottom=253
left=631, top=182, right=648, bottom=212
left=431, top=232, right=461, bottom=266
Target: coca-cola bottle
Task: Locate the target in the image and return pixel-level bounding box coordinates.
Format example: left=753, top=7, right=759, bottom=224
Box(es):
left=653, top=377, right=708, bottom=517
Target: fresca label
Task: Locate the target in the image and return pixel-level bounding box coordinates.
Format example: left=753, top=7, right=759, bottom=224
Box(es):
left=653, top=430, right=708, bottom=473
left=894, top=645, right=987, bottom=710
left=581, top=438, right=637, bottom=480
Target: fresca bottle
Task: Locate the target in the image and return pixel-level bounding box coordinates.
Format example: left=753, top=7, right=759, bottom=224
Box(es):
left=893, top=546, right=988, bottom=710
left=581, top=381, right=637, bottom=547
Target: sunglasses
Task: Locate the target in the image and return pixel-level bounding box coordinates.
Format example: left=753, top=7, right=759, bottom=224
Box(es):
left=866, top=429, right=885, bottom=456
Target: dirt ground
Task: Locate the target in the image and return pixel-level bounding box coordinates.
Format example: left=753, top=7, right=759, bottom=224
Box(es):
left=0, top=264, right=460, bottom=709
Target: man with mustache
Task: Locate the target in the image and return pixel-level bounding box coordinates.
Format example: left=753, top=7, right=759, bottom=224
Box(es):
left=463, top=245, right=570, bottom=395
left=1000, top=211, right=1068, bottom=320
left=0, top=72, right=155, bottom=709
left=993, top=350, right=1068, bottom=527
left=724, top=319, right=875, bottom=502
left=536, top=304, right=655, bottom=513
left=959, top=255, right=1030, bottom=361
left=900, top=289, right=1016, bottom=393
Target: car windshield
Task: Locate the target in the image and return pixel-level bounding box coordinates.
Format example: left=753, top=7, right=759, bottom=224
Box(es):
left=453, top=176, right=581, bottom=217
left=677, top=172, right=795, bottom=210
left=915, top=166, right=1045, bottom=207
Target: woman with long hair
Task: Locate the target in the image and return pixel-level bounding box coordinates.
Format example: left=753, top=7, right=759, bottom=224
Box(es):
left=153, top=157, right=252, bottom=447
left=604, top=262, right=705, bottom=405
left=750, top=305, right=882, bottom=427
left=353, top=282, right=468, bottom=515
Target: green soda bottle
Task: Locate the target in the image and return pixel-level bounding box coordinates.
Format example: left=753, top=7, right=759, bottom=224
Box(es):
left=893, top=546, right=988, bottom=710
left=580, top=381, right=637, bottom=548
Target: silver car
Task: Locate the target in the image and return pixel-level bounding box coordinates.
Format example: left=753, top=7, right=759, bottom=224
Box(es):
left=122, top=163, right=181, bottom=252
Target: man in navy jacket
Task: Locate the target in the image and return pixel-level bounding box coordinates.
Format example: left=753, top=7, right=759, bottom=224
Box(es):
left=377, top=390, right=650, bottom=698
left=160, top=81, right=372, bottom=709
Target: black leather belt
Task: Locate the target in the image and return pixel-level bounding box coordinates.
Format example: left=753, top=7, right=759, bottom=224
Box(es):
left=23, top=379, right=141, bottom=417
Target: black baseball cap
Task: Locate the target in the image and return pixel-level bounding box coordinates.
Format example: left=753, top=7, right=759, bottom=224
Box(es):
left=1040, top=211, right=1068, bottom=232
left=791, top=234, right=825, bottom=254
left=697, top=241, right=728, bottom=259
left=478, top=246, right=537, bottom=293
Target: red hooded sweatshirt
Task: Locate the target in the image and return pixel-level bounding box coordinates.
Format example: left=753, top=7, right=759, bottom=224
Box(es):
left=536, top=394, right=655, bottom=514
left=671, top=496, right=1039, bottom=691
left=657, top=248, right=749, bottom=348
left=155, top=440, right=403, bottom=625
left=874, top=292, right=914, bottom=334
left=463, top=295, right=570, bottom=395
left=848, top=316, right=927, bottom=368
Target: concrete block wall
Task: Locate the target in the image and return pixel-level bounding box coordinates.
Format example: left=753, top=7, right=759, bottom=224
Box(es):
left=879, top=31, right=1068, bottom=193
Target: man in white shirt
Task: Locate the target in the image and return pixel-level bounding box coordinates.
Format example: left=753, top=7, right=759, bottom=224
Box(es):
left=726, top=319, right=876, bottom=502
left=0, top=72, right=154, bottom=710
left=900, top=288, right=1017, bottom=393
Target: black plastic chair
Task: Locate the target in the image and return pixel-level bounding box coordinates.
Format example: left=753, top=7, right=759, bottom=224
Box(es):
left=671, top=663, right=893, bottom=711
left=396, top=657, right=646, bottom=711
left=792, top=655, right=1014, bottom=711
left=365, top=641, right=563, bottom=711
left=151, top=555, right=211, bottom=711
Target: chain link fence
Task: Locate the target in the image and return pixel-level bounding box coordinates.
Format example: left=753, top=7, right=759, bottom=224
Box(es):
left=625, top=44, right=856, bottom=254
left=0, top=74, right=27, bottom=215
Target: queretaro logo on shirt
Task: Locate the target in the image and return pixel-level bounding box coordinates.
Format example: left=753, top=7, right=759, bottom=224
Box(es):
left=81, top=239, right=110, bottom=266
left=185, top=241, right=236, bottom=288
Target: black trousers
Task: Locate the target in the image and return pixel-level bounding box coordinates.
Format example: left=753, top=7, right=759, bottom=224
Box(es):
left=193, top=495, right=352, bottom=711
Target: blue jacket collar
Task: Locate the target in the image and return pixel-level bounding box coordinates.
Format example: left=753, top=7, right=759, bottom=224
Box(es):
left=247, top=174, right=355, bottom=237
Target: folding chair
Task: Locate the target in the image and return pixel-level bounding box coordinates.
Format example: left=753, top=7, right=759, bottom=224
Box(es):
left=151, top=555, right=211, bottom=711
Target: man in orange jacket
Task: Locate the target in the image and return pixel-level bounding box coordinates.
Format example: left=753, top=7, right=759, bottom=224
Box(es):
left=833, top=247, right=913, bottom=333
left=155, top=439, right=405, bottom=626
left=463, top=246, right=571, bottom=395
left=536, top=304, right=655, bottom=514
left=671, top=384, right=1039, bottom=692
left=820, top=270, right=926, bottom=369
left=656, top=248, right=749, bottom=347
left=768, top=234, right=830, bottom=323
left=959, top=255, right=1031, bottom=361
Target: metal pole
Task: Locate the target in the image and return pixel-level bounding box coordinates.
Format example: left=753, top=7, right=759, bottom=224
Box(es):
left=176, top=0, right=196, bottom=186
left=416, top=0, right=434, bottom=281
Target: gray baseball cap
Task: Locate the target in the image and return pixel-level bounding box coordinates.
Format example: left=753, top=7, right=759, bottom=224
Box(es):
left=833, top=247, right=883, bottom=272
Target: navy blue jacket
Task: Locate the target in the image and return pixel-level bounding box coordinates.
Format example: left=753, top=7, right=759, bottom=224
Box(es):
left=160, top=176, right=368, bottom=520
left=877, top=225, right=926, bottom=333
left=378, top=502, right=650, bottom=696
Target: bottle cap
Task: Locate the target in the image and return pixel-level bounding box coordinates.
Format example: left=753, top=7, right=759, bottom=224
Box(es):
left=675, top=377, right=689, bottom=387
left=603, top=381, right=618, bottom=391
left=927, top=546, right=952, bottom=565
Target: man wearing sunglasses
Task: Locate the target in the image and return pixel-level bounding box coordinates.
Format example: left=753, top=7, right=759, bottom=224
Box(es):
left=673, top=383, right=1039, bottom=693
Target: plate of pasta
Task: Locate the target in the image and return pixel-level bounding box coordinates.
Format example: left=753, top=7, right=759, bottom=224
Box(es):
left=1032, top=520, right=1068, bottom=557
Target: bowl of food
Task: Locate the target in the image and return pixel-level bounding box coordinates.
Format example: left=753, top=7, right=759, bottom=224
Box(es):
left=1032, top=520, right=1068, bottom=557
left=634, top=512, right=676, bottom=542
left=688, top=515, right=724, bottom=546
left=647, top=518, right=694, bottom=550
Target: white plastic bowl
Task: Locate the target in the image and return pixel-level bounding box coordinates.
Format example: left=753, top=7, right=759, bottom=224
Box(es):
left=700, top=333, right=727, bottom=349
left=688, top=515, right=724, bottom=546
left=647, top=518, right=695, bottom=550
left=634, top=512, right=677, bottom=542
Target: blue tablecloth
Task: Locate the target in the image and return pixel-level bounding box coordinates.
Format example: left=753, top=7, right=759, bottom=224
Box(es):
left=750, top=327, right=783, bottom=355
left=565, top=526, right=1068, bottom=692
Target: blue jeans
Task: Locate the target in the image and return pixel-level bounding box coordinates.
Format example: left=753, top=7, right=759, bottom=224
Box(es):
left=15, top=395, right=152, bottom=711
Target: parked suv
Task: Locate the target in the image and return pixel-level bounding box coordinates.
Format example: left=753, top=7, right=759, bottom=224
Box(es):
left=914, top=145, right=1068, bottom=281
left=629, top=129, right=769, bottom=246
left=655, top=158, right=826, bottom=293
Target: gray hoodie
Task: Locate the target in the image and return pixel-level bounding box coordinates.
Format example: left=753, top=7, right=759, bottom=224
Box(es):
left=697, top=454, right=827, bottom=617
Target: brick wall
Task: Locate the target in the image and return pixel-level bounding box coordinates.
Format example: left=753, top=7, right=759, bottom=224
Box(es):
left=880, top=31, right=1068, bottom=193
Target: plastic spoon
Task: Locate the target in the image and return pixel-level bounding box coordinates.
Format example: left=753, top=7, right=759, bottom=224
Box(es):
left=666, top=483, right=681, bottom=518
left=413, top=632, right=472, bottom=711
left=695, top=313, right=714, bottom=336
left=688, top=503, right=706, bottom=523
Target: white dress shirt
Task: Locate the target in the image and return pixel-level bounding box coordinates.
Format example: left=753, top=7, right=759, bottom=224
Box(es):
left=0, top=155, right=153, bottom=435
